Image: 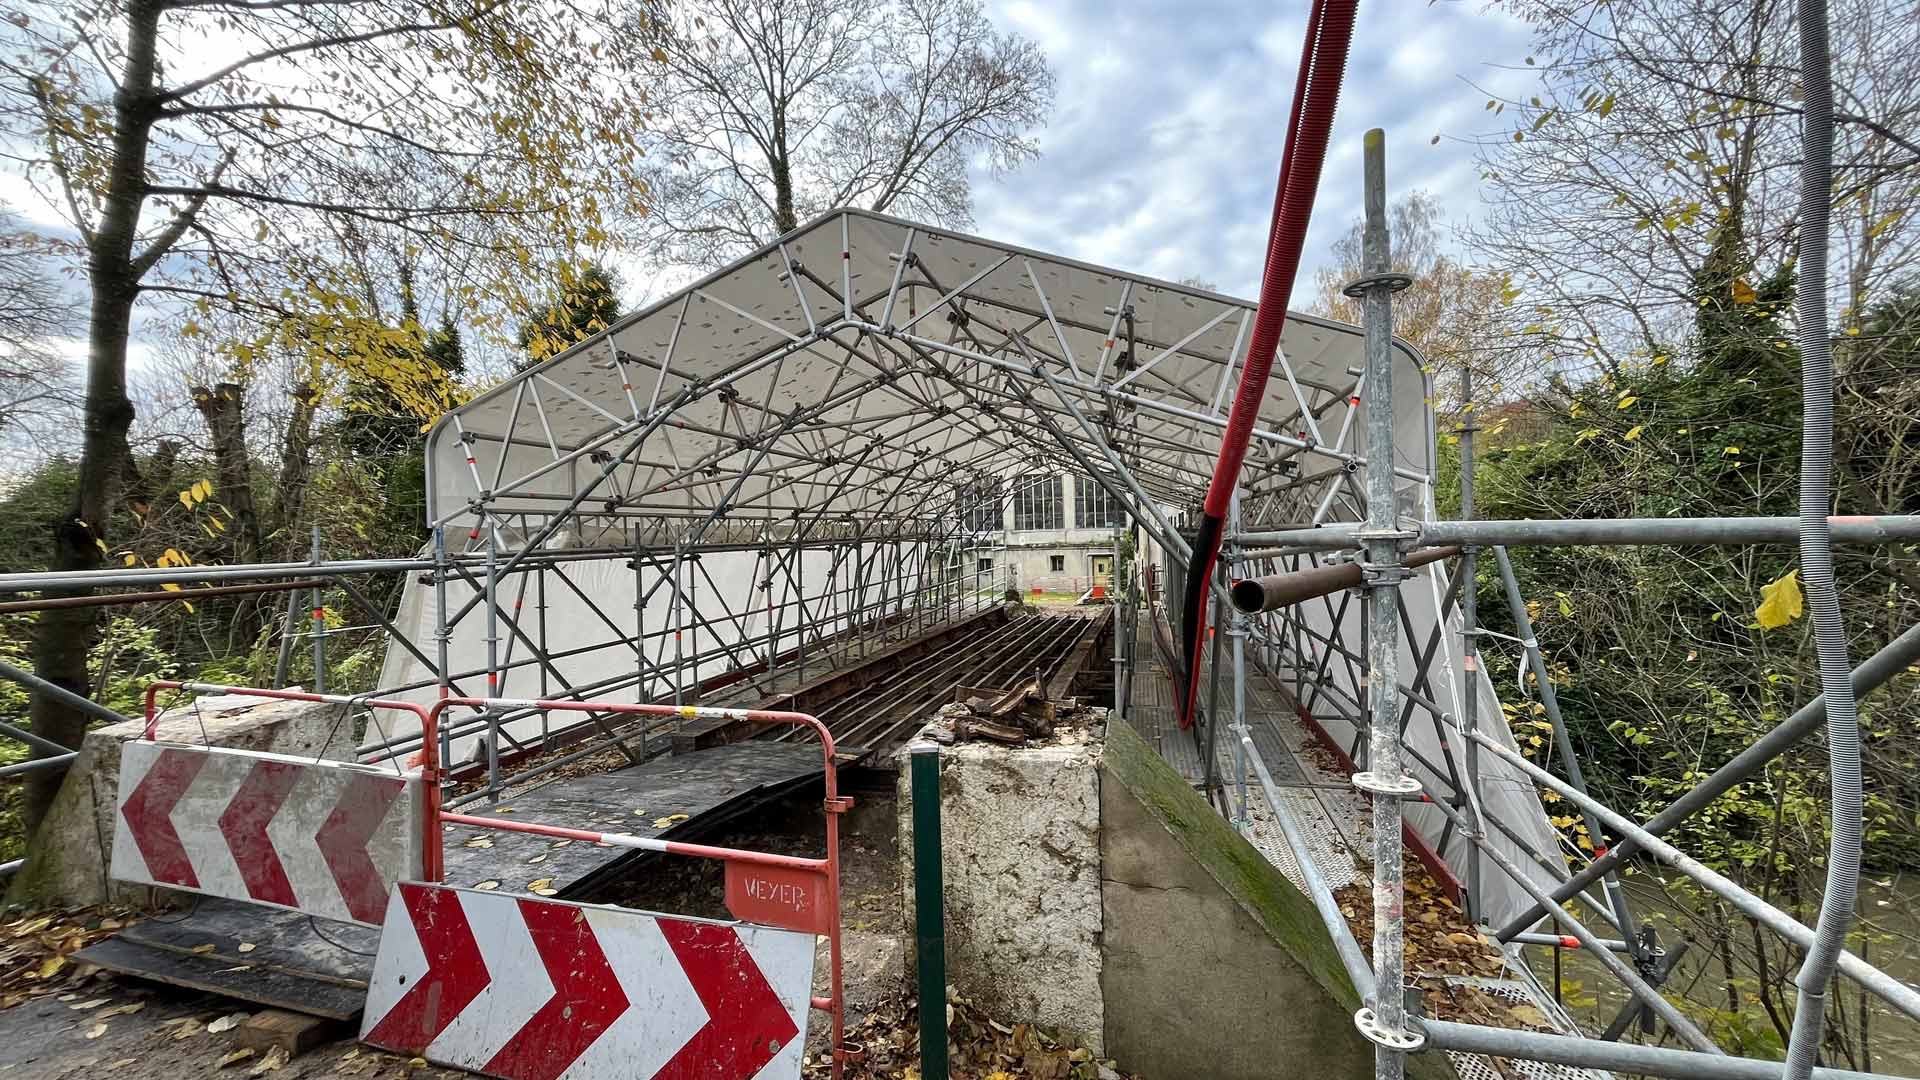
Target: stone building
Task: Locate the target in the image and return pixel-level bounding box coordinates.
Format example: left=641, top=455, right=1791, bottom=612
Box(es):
left=966, top=471, right=1129, bottom=597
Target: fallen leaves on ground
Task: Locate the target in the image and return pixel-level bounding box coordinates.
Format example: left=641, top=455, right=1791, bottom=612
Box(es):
left=1335, top=868, right=1555, bottom=1032
left=0, top=907, right=138, bottom=1009
left=803, top=990, right=1132, bottom=1080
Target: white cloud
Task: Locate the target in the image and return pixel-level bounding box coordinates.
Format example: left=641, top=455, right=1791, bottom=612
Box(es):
left=970, top=0, right=1541, bottom=299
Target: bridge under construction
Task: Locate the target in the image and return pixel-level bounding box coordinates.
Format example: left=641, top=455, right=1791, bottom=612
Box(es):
left=3, top=113, right=1919, bottom=1080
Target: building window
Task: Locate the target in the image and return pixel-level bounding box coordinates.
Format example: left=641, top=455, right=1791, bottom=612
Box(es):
left=1011, top=472, right=1064, bottom=531
left=1049, top=555, right=1065, bottom=572
left=1075, top=472, right=1126, bottom=529
left=962, top=479, right=1002, bottom=533
left=976, top=557, right=993, bottom=573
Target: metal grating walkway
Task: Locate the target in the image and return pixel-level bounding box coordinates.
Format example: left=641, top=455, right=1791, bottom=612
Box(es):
left=1124, top=603, right=1606, bottom=1080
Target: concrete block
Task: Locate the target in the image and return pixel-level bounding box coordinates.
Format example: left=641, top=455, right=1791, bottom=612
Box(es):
left=899, top=721, right=1452, bottom=1080
left=1098, top=719, right=1453, bottom=1080
left=900, top=738, right=1105, bottom=1054
left=8, top=693, right=351, bottom=910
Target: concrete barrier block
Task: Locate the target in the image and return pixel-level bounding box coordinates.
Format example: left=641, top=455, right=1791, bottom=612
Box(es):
left=900, top=738, right=1105, bottom=1054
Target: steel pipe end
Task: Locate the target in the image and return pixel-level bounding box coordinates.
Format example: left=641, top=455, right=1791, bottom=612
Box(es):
left=1229, top=578, right=1267, bottom=614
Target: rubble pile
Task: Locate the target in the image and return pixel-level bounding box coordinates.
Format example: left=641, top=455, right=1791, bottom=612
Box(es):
left=919, top=682, right=1105, bottom=749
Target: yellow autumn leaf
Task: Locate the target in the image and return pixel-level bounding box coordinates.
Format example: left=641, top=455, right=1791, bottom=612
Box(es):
left=178, top=490, right=194, bottom=509
left=1731, top=278, right=1757, bottom=304
left=1755, top=569, right=1805, bottom=630
left=1623, top=425, right=1644, bottom=441
left=1616, top=395, right=1637, bottom=409
left=1724, top=446, right=1741, bottom=455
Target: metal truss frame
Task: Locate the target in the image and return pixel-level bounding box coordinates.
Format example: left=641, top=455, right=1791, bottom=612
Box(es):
left=6, top=204, right=1920, bottom=1080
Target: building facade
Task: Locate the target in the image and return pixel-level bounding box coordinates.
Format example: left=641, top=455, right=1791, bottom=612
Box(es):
left=966, top=471, right=1130, bottom=597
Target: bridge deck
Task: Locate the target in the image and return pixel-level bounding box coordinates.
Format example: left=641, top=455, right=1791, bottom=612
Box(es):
left=79, top=606, right=1104, bottom=1018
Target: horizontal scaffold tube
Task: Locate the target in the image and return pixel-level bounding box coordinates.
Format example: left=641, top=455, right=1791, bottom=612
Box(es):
left=1419, top=1020, right=1890, bottom=1080
left=1495, top=619, right=1920, bottom=940
left=1240, top=514, right=1920, bottom=553
left=1228, top=546, right=1459, bottom=613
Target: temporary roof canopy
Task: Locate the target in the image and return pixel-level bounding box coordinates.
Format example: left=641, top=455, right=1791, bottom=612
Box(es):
left=408, top=209, right=1559, bottom=928
left=424, top=209, right=1433, bottom=549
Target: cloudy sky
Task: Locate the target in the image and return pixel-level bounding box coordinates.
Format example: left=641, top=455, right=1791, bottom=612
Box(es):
left=968, top=0, right=1541, bottom=296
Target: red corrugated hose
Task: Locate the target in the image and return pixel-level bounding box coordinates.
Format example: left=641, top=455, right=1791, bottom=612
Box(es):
left=1178, top=0, right=1359, bottom=730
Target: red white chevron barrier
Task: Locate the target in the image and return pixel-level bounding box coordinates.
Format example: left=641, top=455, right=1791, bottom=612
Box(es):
left=111, top=740, right=425, bottom=926
left=361, top=884, right=814, bottom=1080
left=132, top=684, right=848, bottom=1077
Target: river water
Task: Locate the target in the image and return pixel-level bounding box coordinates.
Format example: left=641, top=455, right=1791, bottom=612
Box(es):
left=1523, top=873, right=1920, bottom=1074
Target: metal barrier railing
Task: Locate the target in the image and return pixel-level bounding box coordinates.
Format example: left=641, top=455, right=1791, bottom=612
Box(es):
left=137, top=680, right=852, bottom=1079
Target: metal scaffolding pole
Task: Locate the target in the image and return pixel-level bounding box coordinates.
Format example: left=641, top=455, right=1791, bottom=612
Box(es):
left=1241, top=514, right=1920, bottom=553
left=309, top=526, right=327, bottom=693
left=1455, top=364, right=1484, bottom=924
left=1494, top=618, right=1920, bottom=940
left=1350, top=130, right=1422, bottom=1076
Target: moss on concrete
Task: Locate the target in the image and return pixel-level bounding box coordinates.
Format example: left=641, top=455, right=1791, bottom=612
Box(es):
left=1104, top=719, right=1360, bottom=1009
left=1101, top=719, right=1456, bottom=1080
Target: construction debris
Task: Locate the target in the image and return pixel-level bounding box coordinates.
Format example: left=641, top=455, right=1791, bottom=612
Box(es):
left=922, top=684, right=1107, bottom=749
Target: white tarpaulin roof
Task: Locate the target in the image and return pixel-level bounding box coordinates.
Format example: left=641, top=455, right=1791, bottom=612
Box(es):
left=398, top=209, right=1560, bottom=929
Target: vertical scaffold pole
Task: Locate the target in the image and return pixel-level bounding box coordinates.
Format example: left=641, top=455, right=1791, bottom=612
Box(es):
left=309, top=525, right=327, bottom=693
left=671, top=542, right=686, bottom=706
left=484, top=522, right=502, bottom=800
left=432, top=526, right=453, bottom=775
left=687, top=549, right=700, bottom=697
left=1457, top=363, right=1484, bottom=924
left=632, top=532, right=647, bottom=756
left=1349, top=129, right=1424, bottom=1077
left=1228, top=494, right=1251, bottom=828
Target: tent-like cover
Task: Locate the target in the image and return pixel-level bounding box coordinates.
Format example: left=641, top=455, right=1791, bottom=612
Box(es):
left=378, top=208, right=1561, bottom=929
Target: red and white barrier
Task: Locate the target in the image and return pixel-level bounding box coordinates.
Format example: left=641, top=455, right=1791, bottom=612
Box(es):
left=130, top=684, right=850, bottom=1077
left=361, top=883, right=814, bottom=1080
left=111, top=741, right=424, bottom=927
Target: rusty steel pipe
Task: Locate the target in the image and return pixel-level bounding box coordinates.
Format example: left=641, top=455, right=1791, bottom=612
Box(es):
left=1229, top=546, right=1461, bottom=613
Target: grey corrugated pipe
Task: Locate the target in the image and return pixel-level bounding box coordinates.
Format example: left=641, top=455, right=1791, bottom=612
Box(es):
left=1784, top=0, right=1863, bottom=1075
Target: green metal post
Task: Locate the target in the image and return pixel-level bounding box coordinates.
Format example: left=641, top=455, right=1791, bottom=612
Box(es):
left=909, top=741, right=948, bottom=1080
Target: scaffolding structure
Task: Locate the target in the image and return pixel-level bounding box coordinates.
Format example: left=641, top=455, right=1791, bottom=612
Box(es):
left=1, top=184, right=1917, bottom=1080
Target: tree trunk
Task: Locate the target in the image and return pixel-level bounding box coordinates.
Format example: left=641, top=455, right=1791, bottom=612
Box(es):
left=23, top=0, right=162, bottom=836
left=273, top=380, right=319, bottom=540
left=771, top=113, right=796, bottom=234
left=191, top=382, right=262, bottom=564
left=193, top=382, right=270, bottom=651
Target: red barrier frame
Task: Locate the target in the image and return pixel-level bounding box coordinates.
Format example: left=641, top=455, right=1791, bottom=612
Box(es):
left=142, top=682, right=851, bottom=1078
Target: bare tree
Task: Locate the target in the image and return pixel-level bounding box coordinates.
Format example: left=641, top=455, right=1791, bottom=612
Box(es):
left=0, top=208, right=78, bottom=451
left=637, top=0, right=1054, bottom=268
left=1308, top=191, right=1506, bottom=408
left=1462, top=0, right=1920, bottom=377
left=0, top=0, right=661, bottom=834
